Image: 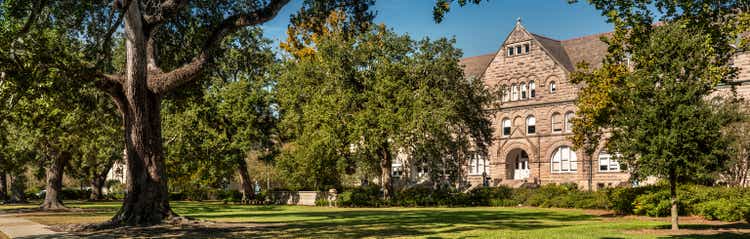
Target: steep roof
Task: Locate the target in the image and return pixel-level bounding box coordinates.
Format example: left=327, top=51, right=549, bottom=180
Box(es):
left=459, top=53, right=495, bottom=78
left=561, top=32, right=612, bottom=70
left=461, top=29, right=612, bottom=76
left=532, top=33, right=574, bottom=71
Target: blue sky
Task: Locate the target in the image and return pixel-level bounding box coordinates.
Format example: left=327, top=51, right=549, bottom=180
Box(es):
left=261, top=0, right=614, bottom=57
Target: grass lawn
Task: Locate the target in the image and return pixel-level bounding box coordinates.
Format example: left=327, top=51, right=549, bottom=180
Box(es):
left=1, top=201, right=748, bottom=238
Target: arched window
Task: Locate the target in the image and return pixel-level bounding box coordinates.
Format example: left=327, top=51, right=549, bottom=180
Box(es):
left=598, top=151, right=622, bottom=172
left=502, top=84, right=510, bottom=102
left=549, top=81, right=557, bottom=93
left=551, top=146, right=578, bottom=173
left=526, top=116, right=536, bottom=135
left=502, top=118, right=511, bottom=136
left=564, top=112, right=574, bottom=132
left=511, top=84, right=518, bottom=101
left=529, top=81, right=536, bottom=97
left=551, top=113, right=562, bottom=132
left=521, top=82, right=527, bottom=99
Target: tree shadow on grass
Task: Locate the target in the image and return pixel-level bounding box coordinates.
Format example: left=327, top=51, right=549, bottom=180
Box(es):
left=196, top=209, right=598, bottom=238
left=649, top=222, right=750, bottom=239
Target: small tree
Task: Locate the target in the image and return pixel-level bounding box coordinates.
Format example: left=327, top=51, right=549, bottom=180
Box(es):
left=595, top=23, right=734, bottom=230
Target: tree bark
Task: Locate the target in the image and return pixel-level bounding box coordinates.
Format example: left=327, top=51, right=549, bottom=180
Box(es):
left=237, top=158, right=254, bottom=204
left=379, top=143, right=392, bottom=200
left=670, top=170, right=679, bottom=231
left=8, top=174, right=25, bottom=203
left=0, top=171, right=7, bottom=202
left=108, top=1, right=174, bottom=225
left=90, top=159, right=115, bottom=201
left=40, top=151, right=69, bottom=210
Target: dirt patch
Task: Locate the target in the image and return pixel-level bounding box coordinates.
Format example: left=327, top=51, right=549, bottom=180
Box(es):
left=625, top=221, right=750, bottom=237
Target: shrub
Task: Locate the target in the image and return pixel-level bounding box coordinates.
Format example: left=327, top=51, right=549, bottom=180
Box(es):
left=61, top=188, right=91, bottom=200
left=468, top=186, right=513, bottom=206
left=338, top=185, right=383, bottom=207
left=693, top=198, right=749, bottom=222
left=606, top=185, right=659, bottom=215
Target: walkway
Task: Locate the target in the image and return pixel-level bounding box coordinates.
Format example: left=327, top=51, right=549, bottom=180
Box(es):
left=0, top=214, right=61, bottom=238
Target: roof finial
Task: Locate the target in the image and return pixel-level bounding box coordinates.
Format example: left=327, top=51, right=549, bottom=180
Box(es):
left=516, top=17, right=522, bottom=25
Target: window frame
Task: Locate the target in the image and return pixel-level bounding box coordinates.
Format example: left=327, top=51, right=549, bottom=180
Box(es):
left=526, top=116, right=536, bottom=135
left=529, top=81, right=536, bottom=98
left=502, top=118, right=511, bottom=137
left=551, top=113, right=562, bottom=133
left=549, top=81, right=557, bottom=93
left=564, top=112, right=574, bottom=133
left=598, top=152, right=623, bottom=172
left=511, top=84, right=518, bottom=101
left=551, top=146, right=578, bottom=173
left=521, top=82, right=527, bottom=99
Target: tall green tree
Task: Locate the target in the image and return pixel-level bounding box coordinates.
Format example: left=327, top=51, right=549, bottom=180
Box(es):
left=277, top=25, right=493, bottom=199
left=163, top=27, right=277, bottom=203
left=573, top=22, right=737, bottom=231
left=3, top=0, right=485, bottom=225
left=570, top=0, right=750, bottom=231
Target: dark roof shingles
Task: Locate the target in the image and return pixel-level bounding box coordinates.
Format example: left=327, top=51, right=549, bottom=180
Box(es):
left=460, top=31, right=613, bottom=76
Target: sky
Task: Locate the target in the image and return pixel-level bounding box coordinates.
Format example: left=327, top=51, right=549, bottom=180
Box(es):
left=261, top=0, right=615, bottom=57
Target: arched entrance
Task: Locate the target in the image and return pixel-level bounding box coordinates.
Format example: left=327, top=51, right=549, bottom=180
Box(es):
left=506, top=149, right=530, bottom=180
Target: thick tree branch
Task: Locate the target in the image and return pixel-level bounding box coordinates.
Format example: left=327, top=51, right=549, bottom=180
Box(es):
left=143, top=0, right=188, bottom=26
left=147, top=0, right=290, bottom=94
left=16, top=0, right=45, bottom=37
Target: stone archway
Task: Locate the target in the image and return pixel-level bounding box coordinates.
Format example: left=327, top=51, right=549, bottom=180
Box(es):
left=506, top=148, right=530, bottom=180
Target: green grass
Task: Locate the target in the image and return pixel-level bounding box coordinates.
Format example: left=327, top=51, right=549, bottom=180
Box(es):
left=2, top=201, right=748, bottom=238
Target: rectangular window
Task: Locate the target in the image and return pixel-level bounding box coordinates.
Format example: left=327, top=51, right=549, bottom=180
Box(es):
left=599, top=153, right=622, bottom=172
left=516, top=46, right=522, bottom=54
left=524, top=44, right=530, bottom=53
left=552, top=122, right=562, bottom=132
left=527, top=125, right=535, bottom=134
left=503, top=127, right=511, bottom=136
left=508, top=47, right=514, bottom=56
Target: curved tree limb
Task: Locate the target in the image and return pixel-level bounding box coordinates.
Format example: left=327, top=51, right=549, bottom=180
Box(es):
left=147, top=0, right=291, bottom=94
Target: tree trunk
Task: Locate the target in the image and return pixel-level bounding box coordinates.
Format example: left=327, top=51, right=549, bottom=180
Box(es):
left=0, top=171, right=7, bottom=202
left=379, top=144, right=392, bottom=200
left=108, top=2, right=174, bottom=225
left=90, top=159, right=115, bottom=201
left=237, top=158, right=254, bottom=204
left=90, top=171, right=108, bottom=201
left=670, top=171, right=679, bottom=231
left=40, top=151, right=69, bottom=210
left=8, top=174, right=25, bottom=203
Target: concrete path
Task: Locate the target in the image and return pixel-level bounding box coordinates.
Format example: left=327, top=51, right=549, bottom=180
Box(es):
left=0, top=214, right=61, bottom=238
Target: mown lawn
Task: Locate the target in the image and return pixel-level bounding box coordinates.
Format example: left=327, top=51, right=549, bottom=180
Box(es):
left=1, top=201, right=748, bottom=238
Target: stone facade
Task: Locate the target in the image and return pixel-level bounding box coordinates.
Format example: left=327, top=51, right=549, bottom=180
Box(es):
left=459, top=21, right=750, bottom=190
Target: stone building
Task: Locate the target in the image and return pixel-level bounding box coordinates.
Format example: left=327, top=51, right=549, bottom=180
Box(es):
left=451, top=20, right=750, bottom=190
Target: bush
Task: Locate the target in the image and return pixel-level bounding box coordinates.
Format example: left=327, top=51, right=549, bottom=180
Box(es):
left=61, top=188, right=91, bottom=200
left=693, top=198, right=750, bottom=222
left=468, top=186, right=513, bottom=206
left=338, top=185, right=383, bottom=207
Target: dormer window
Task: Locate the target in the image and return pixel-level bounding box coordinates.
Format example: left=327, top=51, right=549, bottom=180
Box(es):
left=507, top=42, right=531, bottom=57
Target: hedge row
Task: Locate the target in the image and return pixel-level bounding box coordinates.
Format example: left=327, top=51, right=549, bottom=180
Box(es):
left=319, top=184, right=750, bottom=222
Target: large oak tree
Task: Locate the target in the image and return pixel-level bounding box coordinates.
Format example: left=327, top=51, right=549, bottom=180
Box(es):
left=3, top=0, right=484, bottom=226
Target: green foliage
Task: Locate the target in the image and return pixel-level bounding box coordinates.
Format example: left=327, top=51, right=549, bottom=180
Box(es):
left=277, top=24, right=493, bottom=191
left=337, top=186, right=384, bottom=207
left=693, top=199, right=749, bottom=222
left=163, top=28, right=278, bottom=191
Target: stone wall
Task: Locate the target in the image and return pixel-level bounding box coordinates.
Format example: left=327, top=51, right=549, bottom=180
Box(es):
left=269, top=191, right=331, bottom=206
left=481, top=23, right=630, bottom=190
